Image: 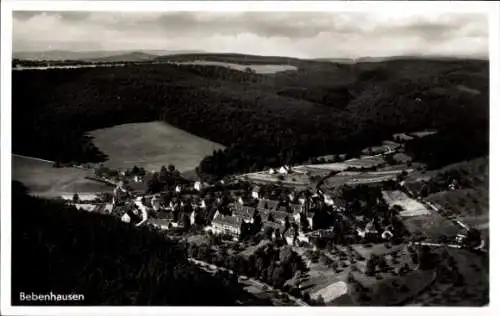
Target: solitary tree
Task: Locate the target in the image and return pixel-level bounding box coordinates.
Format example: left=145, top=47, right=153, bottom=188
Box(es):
left=72, top=193, right=80, bottom=204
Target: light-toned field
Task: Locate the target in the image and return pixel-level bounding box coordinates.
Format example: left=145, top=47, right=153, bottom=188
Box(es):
left=175, top=60, right=298, bottom=74
left=12, top=155, right=111, bottom=197
left=382, top=190, right=431, bottom=217
left=88, top=121, right=225, bottom=172
left=323, top=170, right=405, bottom=188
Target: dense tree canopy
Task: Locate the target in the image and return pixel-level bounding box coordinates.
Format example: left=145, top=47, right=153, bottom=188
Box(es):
left=13, top=56, right=488, bottom=179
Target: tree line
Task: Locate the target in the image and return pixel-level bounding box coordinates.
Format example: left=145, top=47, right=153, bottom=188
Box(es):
left=13, top=58, right=489, bottom=180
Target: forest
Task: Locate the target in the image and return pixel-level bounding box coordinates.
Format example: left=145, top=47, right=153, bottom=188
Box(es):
left=11, top=181, right=242, bottom=306
left=12, top=55, right=489, bottom=180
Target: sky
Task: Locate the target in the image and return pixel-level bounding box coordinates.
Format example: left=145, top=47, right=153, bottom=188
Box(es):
left=12, top=11, right=489, bottom=59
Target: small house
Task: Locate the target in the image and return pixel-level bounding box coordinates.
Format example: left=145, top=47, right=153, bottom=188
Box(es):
left=200, top=199, right=207, bottom=209
left=252, top=186, right=261, bottom=199
left=175, top=185, right=182, bottom=193
left=269, top=168, right=276, bottom=175
left=381, top=230, right=394, bottom=240
left=194, top=181, right=202, bottom=191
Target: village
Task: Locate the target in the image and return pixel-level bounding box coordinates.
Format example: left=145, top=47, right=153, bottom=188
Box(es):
left=54, top=129, right=486, bottom=305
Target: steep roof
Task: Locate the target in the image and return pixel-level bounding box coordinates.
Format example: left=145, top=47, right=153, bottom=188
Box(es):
left=212, top=215, right=242, bottom=228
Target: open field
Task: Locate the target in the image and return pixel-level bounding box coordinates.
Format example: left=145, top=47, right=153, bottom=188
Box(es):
left=12, top=155, right=111, bottom=196
left=322, top=169, right=407, bottom=189
left=174, top=60, right=298, bottom=74
left=88, top=121, right=225, bottom=172
left=425, top=186, right=488, bottom=219
left=304, top=156, right=386, bottom=172
left=402, top=212, right=463, bottom=241
left=382, top=190, right=431, bottom=217
left=242, top=171, right=312, bottom=187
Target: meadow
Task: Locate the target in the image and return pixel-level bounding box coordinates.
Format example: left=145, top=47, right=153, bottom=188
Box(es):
left=88, top=121, right=225, bottom=172
left=12, top=155, right=111, bottom=197
left=174, top=60, right=298, bottom=74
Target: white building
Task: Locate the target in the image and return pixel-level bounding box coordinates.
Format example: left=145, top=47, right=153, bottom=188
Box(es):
left=194, top=181, right=202, bottom=191
left=175, top=185, right=182, bottom=193
left=269, top=168, right=276, bottom=175
left=381, top=230, right=394, bottom=240
left=252, top=186, right=261, bottom=199
left=190, top=211, right=196, bottom=225
left=279, top=166, right=288, bottom=174
left=200, top=199, right=207, bottom=209
left=151, top=196, right=161, bottom=211
left=323, top=194, right=335, bottom=206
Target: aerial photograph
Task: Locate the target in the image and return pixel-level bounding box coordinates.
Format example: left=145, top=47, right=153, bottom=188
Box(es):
left=4, top=3, right=490, bottom=309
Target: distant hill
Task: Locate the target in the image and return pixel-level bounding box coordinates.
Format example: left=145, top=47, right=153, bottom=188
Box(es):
left=355, top=55, right=488, bottom=63
left=13, top=49, right=206, bottom=61
left=314, top=58, right=356, bottom=64
left=88, top=51, right=157, bottom=62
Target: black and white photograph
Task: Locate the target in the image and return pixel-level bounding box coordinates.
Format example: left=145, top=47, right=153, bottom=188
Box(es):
left=0, top=0, right=496, bottom=314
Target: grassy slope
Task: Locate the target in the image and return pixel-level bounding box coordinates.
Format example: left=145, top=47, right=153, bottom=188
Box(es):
left=407, top=157, right=488, bottom=220
left=88, top=121, right=225, bottom=172
left=12, top=155, right=111, bottom=196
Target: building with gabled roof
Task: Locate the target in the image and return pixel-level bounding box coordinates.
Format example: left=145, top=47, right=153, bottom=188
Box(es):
left=232, top=204, right=256, bottom=222
left=205, top=210, right=243, bottom=237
